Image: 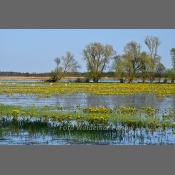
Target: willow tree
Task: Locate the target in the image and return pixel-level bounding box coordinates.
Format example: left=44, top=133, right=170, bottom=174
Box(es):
left=50, top=52, right=80, bottom=82
left=115, top=55, right=128, bottom=83
left=165, top=69, right=175, bottom=83
left=122, top=41, right=142, bottom=82
left=139, top=52, right=155, bottom=83
left=83, top=42, right=115, bottom=82
left=115, top=51, right=154, bottom=83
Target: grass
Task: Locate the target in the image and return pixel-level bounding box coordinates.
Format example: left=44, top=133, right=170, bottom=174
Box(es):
left=0, top=82, right=175, bottom=96
left=0, top=104, right=175, bottom=130
left=0, top=120, right=144, bottom=144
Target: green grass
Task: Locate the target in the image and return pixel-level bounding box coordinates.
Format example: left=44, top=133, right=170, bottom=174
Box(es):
left=0, top=104, right=175, bottom=130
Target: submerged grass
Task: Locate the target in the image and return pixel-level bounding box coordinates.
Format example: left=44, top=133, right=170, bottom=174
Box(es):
left=0, top=82, right=175, bottom=96
left=0, top=104, right=175, bottom=130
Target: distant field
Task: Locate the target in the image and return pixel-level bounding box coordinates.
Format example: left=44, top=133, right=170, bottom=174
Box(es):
left=0, top=76, right=85, bottom=81
left=0, top=76, right=173, bottom=82
left=0, top=76, right=48, bottom=81
left=0, top=76, right=116, bottom=81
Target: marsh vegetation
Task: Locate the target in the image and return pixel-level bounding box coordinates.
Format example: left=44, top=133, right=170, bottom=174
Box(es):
left=0, top=82, right=175, bottom=144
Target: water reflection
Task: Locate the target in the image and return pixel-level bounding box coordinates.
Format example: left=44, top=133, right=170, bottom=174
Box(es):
left=0, top=93, right=175, bottom=114
left=0, top=120, right=175, bottom=145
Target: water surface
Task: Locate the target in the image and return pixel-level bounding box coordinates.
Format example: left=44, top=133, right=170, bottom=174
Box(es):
left=0, top=93, right=174, bottom=115
left=0, top=92, right=175, bottom=145
left=0, top=123, right=175, bottom=145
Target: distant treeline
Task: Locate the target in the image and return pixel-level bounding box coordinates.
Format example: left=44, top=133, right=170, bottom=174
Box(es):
left=0, top=71, right=115, bottom=77
left=0, top=71, right=173, bottom=79
left=0, top=71, right=51, bottom=77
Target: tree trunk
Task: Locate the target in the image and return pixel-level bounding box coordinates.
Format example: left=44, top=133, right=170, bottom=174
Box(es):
left=120, top=78, right=124, bottom=83
left=93, top=77, right=99, bottom=83
left=149, top=75, right=154, bottom=83
left=158, top=75, right=161, bottom=83
left=128, top=78, right=133, bottom=83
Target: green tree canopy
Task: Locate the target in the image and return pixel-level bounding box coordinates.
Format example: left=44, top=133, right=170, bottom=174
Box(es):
left=83, top=42, right=116, bottom=82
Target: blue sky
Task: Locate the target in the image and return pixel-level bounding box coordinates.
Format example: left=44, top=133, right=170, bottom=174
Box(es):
left=0, top=29, right=175, bottom=73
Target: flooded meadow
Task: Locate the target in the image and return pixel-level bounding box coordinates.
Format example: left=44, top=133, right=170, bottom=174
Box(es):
left=0, top=82, right=175, bottom=145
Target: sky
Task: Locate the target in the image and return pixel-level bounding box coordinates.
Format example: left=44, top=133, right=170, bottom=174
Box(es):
left=0, top=29, right=175, bottom=73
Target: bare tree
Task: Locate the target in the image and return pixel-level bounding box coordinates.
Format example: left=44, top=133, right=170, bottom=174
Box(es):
left=83, top=42, right=115, bottom=82
left=145, top=36, right=160, bottom=60
left=50, top=52, right=80, bottom=82
left=170, top=48, right=175, bottom=71
left=144, top=36, right=161, bottom=82
left=170, top=48, right=175, bottom=83
left=54, top=57, right=61, bottom=68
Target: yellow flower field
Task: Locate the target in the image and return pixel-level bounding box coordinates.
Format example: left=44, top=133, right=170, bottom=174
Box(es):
left=0, top=82, right=175, bottom=96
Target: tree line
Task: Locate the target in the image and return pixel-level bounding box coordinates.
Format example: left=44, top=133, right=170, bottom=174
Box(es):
left=50, top=36, right=175, bottom=83
left=0, top=71, right=115, bottom=78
